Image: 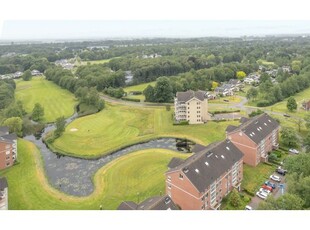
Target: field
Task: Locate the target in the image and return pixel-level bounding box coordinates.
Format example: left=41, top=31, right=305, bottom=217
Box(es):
left=242, top=163, right=275, bottom=194
left=15, top=77, right=77, bottom=122
left=0, top=139, right=188, bottom=210
left=123, top=81, right=156, bottom=101
left=79, top=58, right=116, bottom=66
left=50, top=103, right=238, bottom=158
left=208, top=95, right=242, bottom=104
left=257, top=59, right=277, bottom=68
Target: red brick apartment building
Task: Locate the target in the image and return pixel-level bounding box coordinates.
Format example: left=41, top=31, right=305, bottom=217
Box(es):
left=165, top=140, right=244, bottom=210
left=0, top=127, right=17, bottom=170
left=226, top=113, right=280, bottom=167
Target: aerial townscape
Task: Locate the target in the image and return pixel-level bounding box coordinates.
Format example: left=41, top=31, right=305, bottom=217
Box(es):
left=1, top=32, right=310, bottom=212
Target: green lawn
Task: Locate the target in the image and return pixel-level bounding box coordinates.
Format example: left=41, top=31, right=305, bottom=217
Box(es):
left=242, top=163, right=275, bottom=194
left=123, top=81, right=156, bottom=102
left=50, top=103, right=238, bottom=158
left=15, top=77, right=77, bottom=123
left=209, top=95, right=242, bottom=104
left=79, top=58, right=114, bottom=65
left=0, top=139, right=188, bottom=210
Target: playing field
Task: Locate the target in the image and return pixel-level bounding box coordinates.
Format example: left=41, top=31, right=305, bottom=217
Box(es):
left=0, top=139, right=188, bottom=210
left=50, top=103, right=239, bottom=158
left=15, top=77, right=77, bottom=122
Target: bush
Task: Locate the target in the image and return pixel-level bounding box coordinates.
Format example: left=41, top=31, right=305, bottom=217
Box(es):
left=211, top=109, right=240, bottom=115
left=257, top=100, right=272, bottom=107
left=243, top=188, right=255, bottom=197
left=121, top=98, right=141, bottom=102
left=130, top=91, right=142, bottom=95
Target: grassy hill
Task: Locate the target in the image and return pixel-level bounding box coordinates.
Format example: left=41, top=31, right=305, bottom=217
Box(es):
left=15, top=77, right=77, bottom=122
left=123, top=81, right=156, bottom=101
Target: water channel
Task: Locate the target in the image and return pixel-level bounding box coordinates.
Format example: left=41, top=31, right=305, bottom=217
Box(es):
left=24, top=113, right=194, bottom=196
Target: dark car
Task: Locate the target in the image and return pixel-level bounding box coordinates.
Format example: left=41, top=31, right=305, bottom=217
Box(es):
left=264, top=180, right=276, bottom=189
left=283, top=114, right=291, bottom=117
left=276, top=168, right=287, bottom=176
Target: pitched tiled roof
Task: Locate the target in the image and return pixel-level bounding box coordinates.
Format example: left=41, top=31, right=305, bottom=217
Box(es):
left=227, top=113, right=279, bottom=144
left=168, top=157, right=185, bottom=169
left=226, top=125, right=238, bottom=132
left=118, top=196, right=178, bottom=210
left=167, top=140, right=244, bottom=193
left=0, top=126, right=9, bottom=136
left=176, top=90, right=206, bottom=102
left=0, top=177, right=8, bottom=190
left=228, top=79, right=240, bottom=85
left=0, top=133, right=17, bottom=143
left=117, top=201, right=138, bottom=210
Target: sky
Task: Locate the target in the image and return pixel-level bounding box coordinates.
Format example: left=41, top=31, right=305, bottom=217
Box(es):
left=1, top=0, right=310, bottom=40
left=1, top=20, right=310, bottom=40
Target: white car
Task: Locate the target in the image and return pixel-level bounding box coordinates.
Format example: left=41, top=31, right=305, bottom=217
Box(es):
left=259, top=188, right=271, bottom=195
left=270, top=174, right=281, bottom=182
left=245, top=205, right=253, bottom=210
left=289, top=148, right=299, bottom=154
left=256, top=191, right=267, bottom=200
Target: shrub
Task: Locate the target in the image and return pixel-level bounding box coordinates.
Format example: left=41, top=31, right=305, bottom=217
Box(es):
left=173, top=121, right=189, bottom=125
left=121, top=98, right=141, bottom=102
left=257, top=100, right=272, bottom=107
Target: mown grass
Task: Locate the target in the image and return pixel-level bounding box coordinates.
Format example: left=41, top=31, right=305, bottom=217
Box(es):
left=79, top=58, right=114, bottom=65
left=0, top=139, right=188, bottom=210
left=123, top=81, right=156, bottom=101
left=15, top=77, right=77, bottom=123
left=208, top=95, right=242, bottom=104
left=50, top=103, right=238, bottom=158
left=242, top=163, right=275, bottom=195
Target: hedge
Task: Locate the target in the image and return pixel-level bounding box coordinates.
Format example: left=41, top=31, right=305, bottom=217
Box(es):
left=121, top=97, right=141, bottom=102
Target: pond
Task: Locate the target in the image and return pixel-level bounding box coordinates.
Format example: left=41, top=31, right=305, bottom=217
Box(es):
left=25, top=114, right=194, bottom=196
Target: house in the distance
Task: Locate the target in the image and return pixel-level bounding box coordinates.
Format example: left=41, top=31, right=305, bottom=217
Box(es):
left=226, top=113, right=280, bottom=167
left=174, top=90, right=210, bottom=125
left=302, top=100, right=310, bottom=111
left=0, top=127, right=18, bottom=170
left=165, top=139, right=244, bottom=210
left=214, top=84, right=234, bottom=96
left=0, top=177, right=8, bottom=210
left=117, top=195, right=178, bottom=210
left=31, top=69, right=42, bottom=76
left=227, top=79, right=243, bottom=91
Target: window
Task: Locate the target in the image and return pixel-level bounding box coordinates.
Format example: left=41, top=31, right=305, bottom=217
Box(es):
left=179, top=174, right=184, bottom=180
left=6, top=155, right=10, bottom=160
left=6, top=162, right=10, bottom=167
left=167, top=176, right=171, bottom=181
left=168, top=184, right=171, bottom=189
left=6, top=151, right=10, bottom=155
left=188, top=107, right=190, bottom=109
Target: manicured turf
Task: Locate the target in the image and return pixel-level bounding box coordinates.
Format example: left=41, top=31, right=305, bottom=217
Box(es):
left=0, top=139, right=188, bottom=210
left=123, top=81, right=156, bottom=101
left=208, top=95, right=242, bottom=104
left=50, top=103, right=238, bottom=158
left=242, top=163, right=275, bottom=194
left=15, top=77, right=77, bottom=122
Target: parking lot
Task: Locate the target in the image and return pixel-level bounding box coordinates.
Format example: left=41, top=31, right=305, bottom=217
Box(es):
left=247, top=173, right=286, bottom=209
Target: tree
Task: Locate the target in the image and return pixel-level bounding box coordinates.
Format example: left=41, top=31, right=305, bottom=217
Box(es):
left=153, top=77, right=173, bottom=103
left=246, top=87, right=258, bottom=101
left=287, top=97, right=297, bottom=112
left=211, top=81, right=219, bottom=90
left=258, top=193, right=304, bottom=210
left=284, top=153, right=310, bottom=177
left=292, top=117, right=304, bottom=132
left=280, top=127, right=299, bottom=148
left=22, top=70, right=32, bottom=81
left=229, top=189, right=242, bottom=207
left=236, top=71, right=246, bottom=80
left=143, top=85, right=155, bottom=102
left=3, top=117, right=23, bottom=136
left=54, top=116, right=66, bottom=138
left=32, top=103, right=44, bottom=121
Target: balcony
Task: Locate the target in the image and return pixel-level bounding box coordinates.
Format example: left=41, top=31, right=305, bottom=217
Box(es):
left=272, top=143, right=279, bottom=150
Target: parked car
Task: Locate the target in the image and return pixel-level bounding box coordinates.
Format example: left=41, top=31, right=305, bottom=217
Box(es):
left=261, top=184, right=273, bottom=192
left=276, top=168, right=287, bottom=176
left=283, top=114, right=291, bottom=117
left=270, top=174, right=281, bottom=182
left=256, top=191, right=267, bottom=200
left=245, top=205, right=253, bottom=210
left=264, top=180, right=276, bottom=189
left=289, top=148, right=299, bottom=154
left=259, top=188, right=271, bottom=195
